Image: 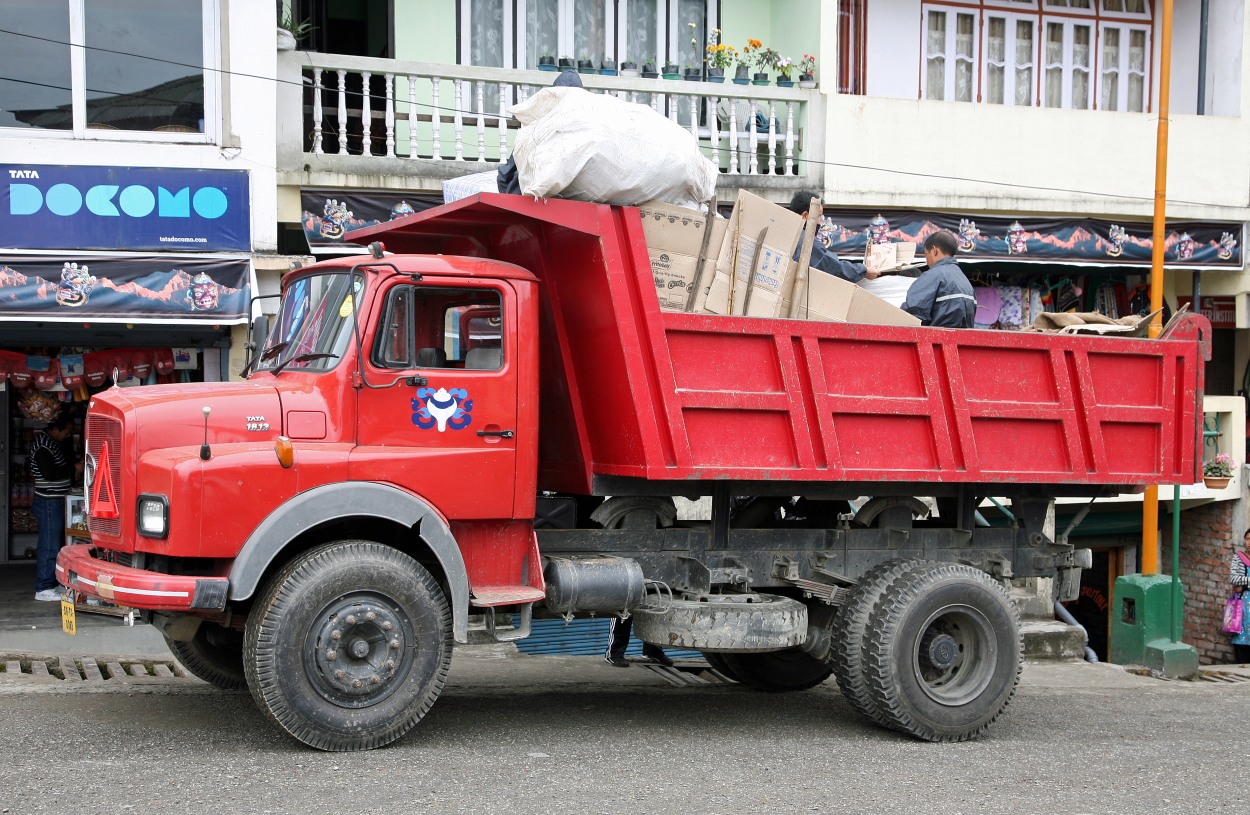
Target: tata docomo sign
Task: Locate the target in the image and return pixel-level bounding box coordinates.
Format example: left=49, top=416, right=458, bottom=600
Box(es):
left=0, top=164, right=250, bottom=252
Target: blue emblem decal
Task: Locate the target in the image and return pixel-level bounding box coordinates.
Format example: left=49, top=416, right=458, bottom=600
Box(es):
left=412, top=387, right=473, bottom=431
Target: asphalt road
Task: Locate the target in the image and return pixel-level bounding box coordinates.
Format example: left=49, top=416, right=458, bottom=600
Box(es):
left=0, top=649, right=1245, bottom=815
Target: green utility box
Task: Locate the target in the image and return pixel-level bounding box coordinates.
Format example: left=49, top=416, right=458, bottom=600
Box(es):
left=1110, top=574, right=1198, bottom=678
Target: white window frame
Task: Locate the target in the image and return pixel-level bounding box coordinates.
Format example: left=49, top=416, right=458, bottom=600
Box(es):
left=1098, top=0, right=1153, bottom=20
left=459, top=0, right=715, bottom=71
left=1097, top=21, right=1151, bottom=111
left=982, top=11, right=1039, bottom=105
left=1041, top=0, right=1098, bottom=16
left=1, top=0, right=220, bottom=144
left=1041, top=16, right=1095, bottom=109
left=922, top=6, right=980, bottom=103
left=984, top=0, right=1040, bottom=8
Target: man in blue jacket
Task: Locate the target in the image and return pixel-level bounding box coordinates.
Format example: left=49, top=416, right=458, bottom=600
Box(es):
left=787, top=191, right=880, bottom=284
left=903, top=231, right=977, bottom=328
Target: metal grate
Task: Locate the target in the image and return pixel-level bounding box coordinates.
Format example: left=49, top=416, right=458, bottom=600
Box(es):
left=86, top=415, right=122, bottom=537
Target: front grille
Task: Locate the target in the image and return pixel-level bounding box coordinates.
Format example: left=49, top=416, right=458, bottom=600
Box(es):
left=86, top=415, right=122, bottom=537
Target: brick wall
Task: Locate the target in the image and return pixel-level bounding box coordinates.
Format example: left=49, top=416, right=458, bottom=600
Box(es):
left=1162, top=500, right=1241, bottom=664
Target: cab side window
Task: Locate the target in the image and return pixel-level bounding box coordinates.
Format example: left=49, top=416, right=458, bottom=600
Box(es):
left=372, top=285, right=503, bottom=371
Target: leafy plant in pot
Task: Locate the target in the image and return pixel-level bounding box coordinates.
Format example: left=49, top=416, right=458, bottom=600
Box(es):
left=577, top=56, right=597, bottom=74
left=683, top=65, right=703, bottom=81
left=798, top=54, right=817, bottom=88
left=538, top=52, right=557, bottom=71
left=1204, top=453, right=1236, bottom=489
left=775, top=55, right=795, bottom=87
left=619, top=60, right=639, bottom=77
left=744, top=39, right=774, bottom=85
left=558, top=56, right=574, bottom=71
left=641, top=59, right=659, bottom=79
left=663, top=61, right=681, bottom=79
left=600, top=58, right=617, bottom=76
left=705, top=29, right=733, bottom=83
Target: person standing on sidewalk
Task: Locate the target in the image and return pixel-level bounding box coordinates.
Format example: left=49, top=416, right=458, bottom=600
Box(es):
left=1231, top=530, right=1250, bottom=662
left=31, top=413, right=80, bottom=601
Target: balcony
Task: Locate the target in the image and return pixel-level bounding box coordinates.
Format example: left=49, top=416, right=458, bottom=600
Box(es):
left=276, top=51, right=824, bottom=202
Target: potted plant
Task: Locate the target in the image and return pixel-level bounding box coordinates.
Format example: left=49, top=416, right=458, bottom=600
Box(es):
left=538, top=53, right=557, bottom=71
left=641, top=59, right=659, bottom=79
left=577, top=56, right=597, bottom=74
left=277, top=7, right=314, bottom=51
left=600, top=57, right=618, bottom=76
left=798, top=54, right=817, bottom=88
left=683, top=65, right=703, bottom=81
left=558, top=55, right=574, bottom=72
left=704, top=30, right=733, bottom=83
left=744, top=40, right=774, bottom=85
left=663, top=61, right=681, bottom=79
left=1204, top=453, right=1236, bottom=489
left=775, top=55, right=795, bottom=87
left=619, top=60, right=639, bottom=78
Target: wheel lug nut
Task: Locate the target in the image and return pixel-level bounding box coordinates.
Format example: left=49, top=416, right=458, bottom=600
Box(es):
left=382, top=621, right=393, bottom=631
left=366, top=611, right=377, bottom=621
left=352, top=679, right=362, bottom=688
left=326, top=650, right=337, bottom=660
left=334, top=670, right=345, bottom=679
left=370, top=675, right=381, bottom=684
left=331, top=630, right=342, bottom=639
left=346, top=615, right=357, bottom=624
left=385, top=660, right=395, bottom=670
left=389, top=639, right=400, bottom=649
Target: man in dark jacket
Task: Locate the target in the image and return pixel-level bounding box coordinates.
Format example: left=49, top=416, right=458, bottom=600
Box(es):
left=30, top=413, right=80, bottom=601
left=497, top=71, right=585, bottom=195
left=787, top=191, right=880, bottom=284
left=903, top=231, right=977, bottom=328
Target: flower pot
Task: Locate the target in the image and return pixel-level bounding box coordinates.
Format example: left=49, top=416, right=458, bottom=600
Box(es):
left=708, top=68, right=725, bottom=79
left=620, top=69, right=640, bottom=77
left=798, top=73, right=816, bottom=88
left=734, top=65, right=750, bottom=80
left=641, top=70, right=659, bottom=79
left=1205, top=476, right=1232, bottom=490
left=276, top=27, right=297, bottom=51
left=538, top=55, right=556, bottom=67
left=663, top=73, right=681, bottom=80
left=538, top=64, right=559, bottom=71
left=600, top=69, right=618, bottom=76
left=776, top=78, right=795, bottom=87
left=683, top=69, right=703, bottom=81
left=663, top=64, right=679, bottom=76
left=558, top=58, right=574, bottom=72
left=577, top=59, right=597, bottom=74
left=732, top=77, right=750, bottom=85
left=601, top=60, right=617, bottom=73
left=752, top=72, right=770, bottom=86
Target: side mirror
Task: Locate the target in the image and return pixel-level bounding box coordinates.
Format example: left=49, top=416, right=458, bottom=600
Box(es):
left=250, top=314, right=270, bottom=357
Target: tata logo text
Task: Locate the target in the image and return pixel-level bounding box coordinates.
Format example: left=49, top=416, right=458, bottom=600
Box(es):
left=8, top=179, right=229, bottom=220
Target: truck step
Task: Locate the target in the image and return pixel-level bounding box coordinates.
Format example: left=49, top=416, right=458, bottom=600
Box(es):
left=471, top=585, right=547, bottom=606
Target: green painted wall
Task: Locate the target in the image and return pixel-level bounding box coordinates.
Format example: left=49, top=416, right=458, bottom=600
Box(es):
left=770, top=0, right=821, bottom=80
left=394, top=0, right=457, bottom=64
left=719, top=0, right=773, bottom=71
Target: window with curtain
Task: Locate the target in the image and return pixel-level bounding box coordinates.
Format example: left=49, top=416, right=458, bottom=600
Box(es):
left=921, top=1, right=1150, bottom=110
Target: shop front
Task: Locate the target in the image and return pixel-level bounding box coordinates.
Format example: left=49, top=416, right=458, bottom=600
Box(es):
left=0, top=164, right=251, bottom=568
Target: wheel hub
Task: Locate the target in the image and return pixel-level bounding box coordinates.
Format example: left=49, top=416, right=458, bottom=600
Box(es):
left=306, top=594, right=413, bottom=708
left=920, top=631, right=959, bottom=671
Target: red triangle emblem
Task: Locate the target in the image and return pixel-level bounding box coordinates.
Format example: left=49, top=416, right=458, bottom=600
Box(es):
left=91, top=442, right=120, bottom=520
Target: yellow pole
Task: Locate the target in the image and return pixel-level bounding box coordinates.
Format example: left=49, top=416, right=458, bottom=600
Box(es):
left=1143, top=0, right=1175, bottom=576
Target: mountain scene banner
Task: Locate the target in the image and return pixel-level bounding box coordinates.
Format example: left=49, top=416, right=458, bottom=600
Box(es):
left=301, top=188, right=444, bottom=252
left=0, top=255, right=250, bottom=323
left=810, top=210, right=1242, bottom=268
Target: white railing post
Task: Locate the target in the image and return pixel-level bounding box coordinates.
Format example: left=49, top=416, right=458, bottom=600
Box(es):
left=728, top=99, right=738, bottom=174
left=336, top=69, right=348, bottom=154
left=430, top=76, right=442, bottom=159
left=311, top=67, right=323, bottom=154
left=407, top=74, right=418, bottom=158
left=453, top=79, right=465, bottom=161
left=767, top=100, right=777, bottom=175
left=498, top=82, right=509, bottom=161
left=709, top=95, right=720, bottom=170
left=748, top=98, right=759, bottom=175
left=688, top=95, right=698, bottom=142
left=360, top=71, right=372, bottom=156
left=786, top=101, right=796, bottom=176
left=476, top=80, right=486, bottom=160
left=384, top=72, right=396, bottom=158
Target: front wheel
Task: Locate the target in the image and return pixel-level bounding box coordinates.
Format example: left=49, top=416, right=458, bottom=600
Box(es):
left=166, top=622, right=247, bottom=690
left=244, top=541, right=452, bottom=751
left=863, top=563, right=1021, bottom=742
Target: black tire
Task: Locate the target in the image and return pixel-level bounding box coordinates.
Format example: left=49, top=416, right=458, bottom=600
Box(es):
left=244, top=541, right=452, bottom=752
left=829, top=558, right=926, bottom=727
left=166, top=622, right=247, bottom=690
left=863, top=563, right=1022, bottom=742
left=720, top=649, right=833, bottom=692
left=633, top=594, right=807, bottom=652
left=702, top=652, right=741, bottom=681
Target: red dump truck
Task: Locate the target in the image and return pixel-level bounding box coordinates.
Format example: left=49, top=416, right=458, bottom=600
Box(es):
left=58, top=194, right=1208, bottom=751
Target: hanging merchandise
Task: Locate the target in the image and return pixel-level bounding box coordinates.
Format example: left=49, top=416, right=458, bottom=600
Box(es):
left=996, top=285, right=1026, bottom=329
left=973, top=287, right=1002, bottom=329
left=33, top=359, right=59, bottom=391
left=17, top=389, right=59, bottom=423
left=60, top=354, right=84, bottom=389
left=1056, top=279, right=1082, bottom=312
left=10, top=359, right=31, bottom=388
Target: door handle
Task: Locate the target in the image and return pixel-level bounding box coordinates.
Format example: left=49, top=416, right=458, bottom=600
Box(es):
left=477, top=429, right=514, bottom=438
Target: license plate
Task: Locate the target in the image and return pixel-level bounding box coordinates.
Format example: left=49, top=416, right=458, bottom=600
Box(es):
left=61, top=599, right=77, bottom=636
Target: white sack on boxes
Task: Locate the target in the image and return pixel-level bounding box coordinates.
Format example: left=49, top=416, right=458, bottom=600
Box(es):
left=509, top=87, right=718, bottom=209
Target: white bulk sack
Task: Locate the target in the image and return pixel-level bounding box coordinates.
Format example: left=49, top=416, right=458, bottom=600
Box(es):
left=509, top=87, right=717, bottom=209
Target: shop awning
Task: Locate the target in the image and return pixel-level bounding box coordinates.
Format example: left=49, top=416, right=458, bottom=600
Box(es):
left=0, top=254, right=250, bottom=324
left=816, top=209, right=1243, bottom=270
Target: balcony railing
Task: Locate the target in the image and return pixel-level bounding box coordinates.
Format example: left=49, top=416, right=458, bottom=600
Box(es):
left=277, top=51, right=824, bottom=189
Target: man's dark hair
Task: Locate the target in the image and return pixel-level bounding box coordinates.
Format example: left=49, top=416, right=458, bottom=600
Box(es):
left=46, top=413, right=73, bottom=433
left=788, top=191, right=821, bottom=215
left=924, top=230, right=959, bottom=258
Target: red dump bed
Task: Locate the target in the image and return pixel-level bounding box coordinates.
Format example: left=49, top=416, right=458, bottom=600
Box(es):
left=350, top=194, right=1208, bottom=493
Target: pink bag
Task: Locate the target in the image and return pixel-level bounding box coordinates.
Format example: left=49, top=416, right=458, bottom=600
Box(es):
left=1224, top=591, right=1246, bottom=634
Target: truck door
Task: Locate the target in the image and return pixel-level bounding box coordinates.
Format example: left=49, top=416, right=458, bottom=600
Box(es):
left=352, top=279, right=518, bottom=519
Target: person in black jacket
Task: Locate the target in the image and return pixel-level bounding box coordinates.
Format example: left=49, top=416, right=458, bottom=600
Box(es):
left=30, top=413, right=80, bottom=601
left=787, top=191, right=880, bottom=283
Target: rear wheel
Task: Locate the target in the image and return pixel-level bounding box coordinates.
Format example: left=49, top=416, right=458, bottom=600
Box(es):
left=863, top=563, right=1021, bottom=742
left=720, top=649, right=832, bottom=692
left=701, top=652, right=740, bottom=680
left=166, top=622, right=247, bottom=690
left=244, top=541, right=452, bottom=751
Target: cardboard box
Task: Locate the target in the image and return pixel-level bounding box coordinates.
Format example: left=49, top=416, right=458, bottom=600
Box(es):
left=804, top=271, right=922, bottom=327
left=702, top=190, right=805, bottom=318
left=639, top=201, right=728, bottom=312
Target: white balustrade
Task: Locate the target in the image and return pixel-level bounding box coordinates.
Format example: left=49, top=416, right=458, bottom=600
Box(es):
left=297, top=55, right=813, bottom=178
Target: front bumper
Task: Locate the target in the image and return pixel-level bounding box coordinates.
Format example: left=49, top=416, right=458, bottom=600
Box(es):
left=55, top=545, right=228, bottom=612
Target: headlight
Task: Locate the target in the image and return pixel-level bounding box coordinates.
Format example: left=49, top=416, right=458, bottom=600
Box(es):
left=136, top=494, right=169, bottom=539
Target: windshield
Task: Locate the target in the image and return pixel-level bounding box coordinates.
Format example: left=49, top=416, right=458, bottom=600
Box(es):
left=256, top=272, right=360, bottom=373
